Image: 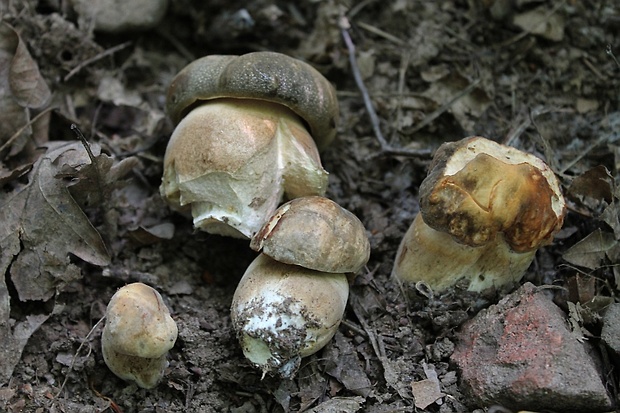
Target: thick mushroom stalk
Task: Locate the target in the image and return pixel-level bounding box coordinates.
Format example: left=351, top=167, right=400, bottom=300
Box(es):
left=392, top=137, right=566, bottom=292
left=160, top=52, right=338, bottom=239
left=231, top=254, right=349, bottom=379
left=232, top=197, right=370, bottom=378
left=102, top=283, right=178, bottom=389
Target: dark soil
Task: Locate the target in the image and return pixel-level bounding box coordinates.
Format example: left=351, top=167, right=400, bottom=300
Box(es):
left=1, top=1, right=619, bottom=412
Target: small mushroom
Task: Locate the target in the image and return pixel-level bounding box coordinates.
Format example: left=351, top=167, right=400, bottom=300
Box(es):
left=160, top=52, right=339, bottom=239
left=250, top=196, right=370, bottom=273
left=392, top=136, right=566, bottom=292
left=102, top=283, right=178, bottom=389
left=231, top=196, right=370, bottom=378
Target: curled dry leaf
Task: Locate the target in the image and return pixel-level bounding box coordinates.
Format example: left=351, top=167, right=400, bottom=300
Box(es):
left=0, top=22, right=50, bottom=108
left=562, top=229, right=618, bottom=271
left=0, top=22, right=51, bottom=156
left=0, top=141, right=135, bottom=384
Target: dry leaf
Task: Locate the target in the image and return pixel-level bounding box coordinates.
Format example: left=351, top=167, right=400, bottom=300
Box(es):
left=0, top=141, right=128, bottom=384
left=512, top=5, right=565, bottom=42
left=0, top=22, right=51, bottom=157
left=0, top=141, right=111, bottom=302
left=411, top=363, right=446, bottom=409
left=422, top=71, right=490, bottom=131
left=568, top=165, right=614, bottom=204
left=562, top=229, right=617, bottom=270
left=306, top=396, right=365, bottom=413
left=0, top=22, right=50, bottom=108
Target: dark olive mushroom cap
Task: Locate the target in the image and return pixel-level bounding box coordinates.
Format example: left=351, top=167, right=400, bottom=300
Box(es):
left=166, top=52, right=339, bottom=150
left=419, top=136, right=566, bottom=253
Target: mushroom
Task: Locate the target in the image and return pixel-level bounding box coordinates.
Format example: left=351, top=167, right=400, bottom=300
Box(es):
left=231, top=254, right=349, bottom=379
left=392, top=136, right=566, bottom=292
left=250, top=196, right=370, bottom=273
left=102, top=283, right=178, bottom=389
left=231, top=196, right=370, bottom=378
left=160, top=52, right=339, bottom=239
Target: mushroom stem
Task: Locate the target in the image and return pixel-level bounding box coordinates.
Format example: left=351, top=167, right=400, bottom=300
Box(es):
left=393, top=214, right=536, bottom=292
left=231, top=254, right=349, bottom=378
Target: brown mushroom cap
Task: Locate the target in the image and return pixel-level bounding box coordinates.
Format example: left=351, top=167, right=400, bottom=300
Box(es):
left=166, top=52, right=339, bottom=150
left=250, top=196, right=370, bottom=274
left=419, top=136, right=566, bottom=253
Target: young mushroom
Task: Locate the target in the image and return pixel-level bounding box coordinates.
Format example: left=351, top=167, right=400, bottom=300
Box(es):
left=231, top=196, right=370, bottom=378
left=392, top=136, right=566, bottom=292
left=160, top=52, right=339, bottom=239
left=102, top=283, right=178, bottom=389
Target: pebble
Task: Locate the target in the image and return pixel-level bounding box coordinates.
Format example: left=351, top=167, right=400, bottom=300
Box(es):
left=451, top=282, right=612, bottom=412
left=71, top=0, right=169, bottom=33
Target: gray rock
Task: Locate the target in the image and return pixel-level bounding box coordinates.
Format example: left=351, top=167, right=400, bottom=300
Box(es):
left=71, top=0, right=168, bottom=33
left=451, top=282, right=613, bottom=412
left=602, top=303, right=620, bottom=353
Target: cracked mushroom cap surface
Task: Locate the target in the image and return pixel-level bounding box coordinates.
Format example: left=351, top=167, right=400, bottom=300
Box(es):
left=419, top=136, right=566, bottom=252
left=250, top=196, right=370, bottom=274
left=166, top=52, right=339, bottom=149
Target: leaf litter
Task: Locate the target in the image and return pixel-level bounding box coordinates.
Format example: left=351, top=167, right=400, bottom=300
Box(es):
left=1, top=0, right=620, bottom=412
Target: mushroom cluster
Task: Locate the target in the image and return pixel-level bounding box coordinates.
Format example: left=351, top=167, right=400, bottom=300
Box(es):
left=160, top=52, right=338, bottom=239
left=392, top=136, right=566, bottom=293
left=232, top=197, right=369, bottom=378
left=156, top=52, right=370, bottom=380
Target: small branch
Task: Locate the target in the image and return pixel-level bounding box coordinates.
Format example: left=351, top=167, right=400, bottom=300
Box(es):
left=0, top=107, right=55, bottom=155
left=64, top=41, right=132, bottom=82
left=339, top=16, right=432, bottom=159
left=606, top=44, right=620, bottom=70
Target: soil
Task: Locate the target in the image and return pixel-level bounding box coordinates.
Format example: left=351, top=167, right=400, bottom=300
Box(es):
left=1, top=1, right=619, bottom=412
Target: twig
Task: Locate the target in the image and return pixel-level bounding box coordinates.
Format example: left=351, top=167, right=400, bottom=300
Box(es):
left=64, top=41, right=132, bottom=82
left=71, top=124, right=104, bottom=199
left=356, top=21, right=406, bottom=46
left=405, top=78, right=481, bottom=136
left=54, top=316, right=106, bottom=399
left=0, top=107, right=55, bottom=155
left=606, top=44, right=620, bottom=70
left=339, top=16, right=432, bottom=159
left=492, top=1, right=566, bottom=49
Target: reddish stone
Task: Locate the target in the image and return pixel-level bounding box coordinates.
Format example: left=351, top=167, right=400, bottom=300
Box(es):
left=451, top=283, right=613, bottom=412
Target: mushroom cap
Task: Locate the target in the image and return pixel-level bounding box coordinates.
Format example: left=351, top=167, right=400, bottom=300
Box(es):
left=160, top=99, right=328, bottom=239
left=166, top=52, right=339, bottom=149
left=231, top=254, right=349, bottom=378
left=103, top=283, right=177, bottom=359
left=419, top=136, right=566, bottom=253
left=250, top=196, right=370, bottom=274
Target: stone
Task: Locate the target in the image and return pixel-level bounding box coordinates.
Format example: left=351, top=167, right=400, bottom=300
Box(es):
left=601, top=303, right=620, bottom=357
left=451, top=282, right=612, bottom=412
left=71, top=0, right=169, bottom=33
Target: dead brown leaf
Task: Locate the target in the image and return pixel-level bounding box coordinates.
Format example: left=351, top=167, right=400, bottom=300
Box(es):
left=0, top=141, right=123, bottom=384
left=562, top=229, right=617, bottom=270
left=0, top=141, right=112, bottom=303
left=568, top=165, right=614, bottom=204
left=0, top=22, right=50, bottom=157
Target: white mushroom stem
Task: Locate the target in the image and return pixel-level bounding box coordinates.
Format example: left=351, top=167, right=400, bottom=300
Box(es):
left=231, top=254, right=349, bottom=378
